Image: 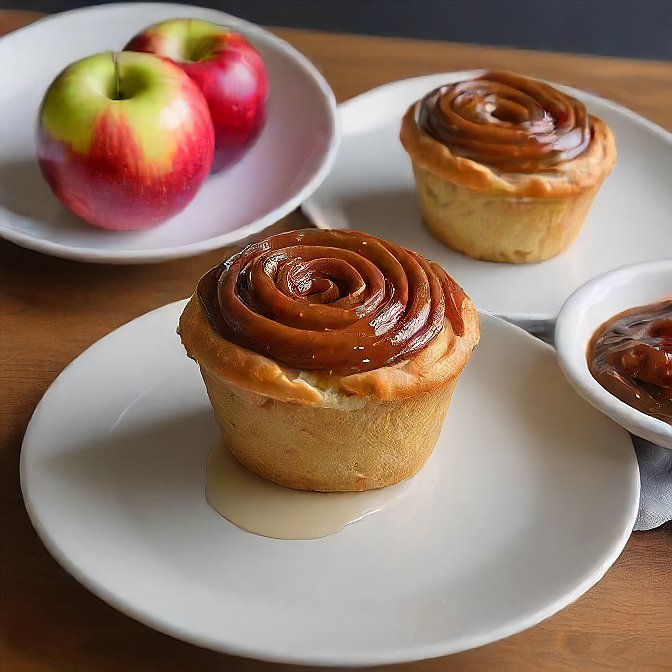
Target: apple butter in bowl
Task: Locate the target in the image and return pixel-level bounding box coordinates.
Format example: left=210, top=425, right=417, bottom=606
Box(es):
left=588, top=300, right=672, bottom=425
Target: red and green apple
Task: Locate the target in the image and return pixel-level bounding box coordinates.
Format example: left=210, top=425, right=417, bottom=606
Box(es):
left=125, top=18, right=268, bottom=172
left=36, top=50, right=215, bottom=231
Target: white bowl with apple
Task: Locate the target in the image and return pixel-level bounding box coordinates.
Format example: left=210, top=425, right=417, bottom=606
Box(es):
left=0, top=3, right=338, bottom=263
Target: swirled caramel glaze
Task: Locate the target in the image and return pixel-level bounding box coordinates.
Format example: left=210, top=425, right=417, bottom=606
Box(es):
left=197, top=229, right=466, bottom=373
left=588, top=300, right=672, bottom=424
left=417, top=70, right=592, bottom=172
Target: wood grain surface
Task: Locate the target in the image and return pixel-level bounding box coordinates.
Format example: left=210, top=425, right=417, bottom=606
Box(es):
left=1, top=10, right=671, bottom=672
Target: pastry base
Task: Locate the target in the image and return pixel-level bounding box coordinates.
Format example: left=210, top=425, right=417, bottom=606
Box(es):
left=200, top=366, right=459, bottom=492
left=412, top=165, right=602, bottom=264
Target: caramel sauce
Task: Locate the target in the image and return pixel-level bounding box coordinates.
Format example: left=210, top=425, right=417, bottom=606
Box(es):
left=588, top=299, right=672, bottom=424
left=417, top=70, right=592, bottom=172
left=198, top=229, right=466, bottom=374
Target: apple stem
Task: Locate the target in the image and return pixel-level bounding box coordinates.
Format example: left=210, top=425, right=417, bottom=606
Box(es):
left=112, top=52, right=121, bottom=100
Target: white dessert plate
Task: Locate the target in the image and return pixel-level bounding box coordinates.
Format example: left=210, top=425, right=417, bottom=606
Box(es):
left=21, top=300, right=639, bottom=666
left=0, top=3, right=338, bottom=264
left=302, top=73, right=672, bottom=322
left=555, top=259, right=672, bottom=449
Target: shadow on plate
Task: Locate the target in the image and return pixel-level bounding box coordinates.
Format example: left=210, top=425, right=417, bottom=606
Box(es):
left=43, top=408, right=218, bottom=526
left=334, top=186, right=480, bottom=268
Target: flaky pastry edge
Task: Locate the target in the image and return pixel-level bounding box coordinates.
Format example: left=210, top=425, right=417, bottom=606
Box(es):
left=399, top=102, right=616, bottom=198
left=178, top=292, right=480, bottom=406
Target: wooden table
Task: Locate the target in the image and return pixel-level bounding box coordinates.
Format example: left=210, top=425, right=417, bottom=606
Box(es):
left=1, top=9, right=671, bottom=672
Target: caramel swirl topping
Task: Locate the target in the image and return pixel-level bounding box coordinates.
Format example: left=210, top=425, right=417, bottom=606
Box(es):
left=197, top=229, right=466, bottom=373
left=417, top=70, right=592, bottom=172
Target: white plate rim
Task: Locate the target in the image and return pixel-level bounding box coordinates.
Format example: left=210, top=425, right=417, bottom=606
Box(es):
left=19, top=299, right=640, bottom=666
left=0, top=2, right=340, bottom=264
left=302, top=71, right=672, bottom=325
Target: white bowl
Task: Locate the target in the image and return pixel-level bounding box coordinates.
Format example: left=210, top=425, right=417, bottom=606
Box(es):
left=555, top=260, right=672, bottom=448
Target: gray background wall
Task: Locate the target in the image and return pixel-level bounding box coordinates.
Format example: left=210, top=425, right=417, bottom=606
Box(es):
left=4, top=0, right=671, bottom=61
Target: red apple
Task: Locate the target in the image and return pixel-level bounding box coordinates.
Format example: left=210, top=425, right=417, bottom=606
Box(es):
left=125, top=18, right=268, bottom=172
left=36, top=51, right=214, bottom=231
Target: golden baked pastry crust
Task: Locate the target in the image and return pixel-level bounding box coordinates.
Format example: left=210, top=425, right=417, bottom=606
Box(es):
left=411, top=164, right=604, bottom=263
left=201, top=367, right=458, bottom=491
left=179, top=229, right=480, bottom=492
left=400, top=103, right=616, bottom=199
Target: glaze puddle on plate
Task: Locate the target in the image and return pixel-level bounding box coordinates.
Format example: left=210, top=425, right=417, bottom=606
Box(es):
left=206, top=441, right=431, bottom=539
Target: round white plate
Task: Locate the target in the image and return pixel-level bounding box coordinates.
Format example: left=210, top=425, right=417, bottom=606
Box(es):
left=303, top=72, right=672, bottom=322
left=21, top=300, right=639, bottom=666
left=0, top=3, right=338, bottom=264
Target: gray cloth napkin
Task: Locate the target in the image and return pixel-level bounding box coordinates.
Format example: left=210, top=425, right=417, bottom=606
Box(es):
left=632, top=437, right=672, bottom=531
left=505, top=316, right=672, bottom=532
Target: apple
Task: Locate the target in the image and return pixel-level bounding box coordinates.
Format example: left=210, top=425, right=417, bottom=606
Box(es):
left=36, top=51, right=214, bottom=231
left=125, top=18, right=268, bottom=172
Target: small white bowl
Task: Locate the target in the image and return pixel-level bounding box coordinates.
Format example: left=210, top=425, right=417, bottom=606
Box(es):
left=555, top=260, right=672, bottom=449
